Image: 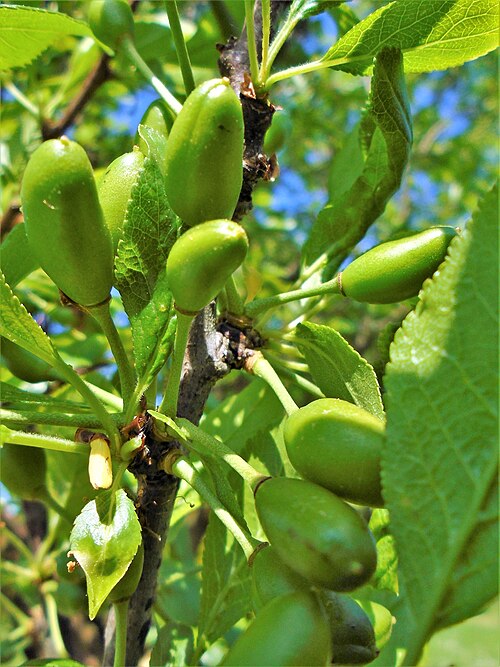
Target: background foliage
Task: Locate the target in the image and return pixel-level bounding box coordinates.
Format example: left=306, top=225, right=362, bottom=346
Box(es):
left=0, top=1, right=498, bottom=666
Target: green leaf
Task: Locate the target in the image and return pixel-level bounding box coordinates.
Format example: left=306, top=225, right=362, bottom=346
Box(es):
left=241, top=429, right=286, bottom=538
left=198, top=513, right=251, bottom=646
left=135, top=313, right=177, bottom=401
left=150, top=621, right=194, bottom=667
left=200, top=377, right=284, bottom=455
left=293, top=321, right=385, bottom=420
left=0, top=270, right=58, bottom=366
left=368, top=510, right=398, bottom=597
left=382, top=185, right=498, bottom=663
left=0, top=224, right=39, bottom=288
left=138, top=124, right=169, bottom=177
left=197, top=379, right=284, bottom=529
left=114, top=155, right=180, bottom=379
left=19, top=660, right=87, bottom=667
left=321, top=0, right=499, bottom=75
left=0, top=382, right=90, bottom=412
left=327, top=122, right=364, bottom=201
left=69, top=489, right=142, bottom=619
left=302, top=48, right=412, bottom=273
left=329, top=4, right=360, bottom=39
left=286, top=0, right=346, bottom=23
left=0, top=6, right=92, bottom=70
left=156, top=558, right=200, bottom=627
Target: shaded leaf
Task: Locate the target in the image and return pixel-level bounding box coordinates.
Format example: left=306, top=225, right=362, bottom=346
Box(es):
left=199, top=377, right=286, bottom=526
left=0, top=6, right=91, bottom=70
left=201, top=377, right=284, bottom=455
left=286, top=0, right=346, bottom=24
left=19, top=660, right=87, bottom=667
left=198, top=513, right=252, bottom=646
left=327, top=122, right=364, bottom=201
left=382, top=185, right=498, bottom=663
left=150, top=621, right=194, bottom=667
left=0, top=270, right=57, bottom=365
left=0, top=382, right=90, bottom=412
left=241, top=428, right=286, bottom=539
left=329, top=4, right=360, bottom=39
left=303, top=48, right=412, bottom=274
left=70, top=489, right=142, bottom=619
left=294, top=321, right=385, bottom=419
left=156, top=559, right=201, bottom=627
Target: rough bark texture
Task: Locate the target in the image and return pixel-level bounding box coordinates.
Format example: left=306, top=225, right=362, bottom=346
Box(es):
left=218, top=0, right=292, bottom=221
left=120, top=3, right=290, bottom=663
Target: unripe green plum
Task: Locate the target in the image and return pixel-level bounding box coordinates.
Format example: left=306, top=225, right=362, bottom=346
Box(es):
left=88, top=0, right=134, bottom=50
left=251, top=545, right=310, bottom=611
left=135, top=98, right=173, bottom=157
left=98, top=148, right=145, bottom=252
left=1, top=337, right=60, bottom=383
left=166, top=219, right=248, bottom=313
left=264, top=110, right=291, bottom=155
left=107, top=542, right=144, bottom=603
left=221, top=591, right=332, bottom=666
left=254, top=477, right=377, bottom=591
left=21, top=138, right=113, bottom=307
left=0, top=444, right=47, bottom=501
left=322, top=592, right=378, bottom=665
left=339, top=226, right=457, bottom=304
left=164, top=78, right=244, bottom=226
left=355, top=599, right=393, bottom=653
left=284, top=398, right=385, bottom=507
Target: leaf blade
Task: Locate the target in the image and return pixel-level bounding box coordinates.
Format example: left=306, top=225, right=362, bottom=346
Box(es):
left=0, top=6, right=92, bottom=70
left=322, top=0, right=499, bottom=75
left=114, top=155, right=180, bottom=379
left=0, top=270, right=57, bottom=365
left=382, top=185, right=498, bottom=663
left=294, top=321, right=385, bottom=420
left=197, top=513, right=251, bottom=647
left=70, top=489, right=142, bottom=619
left=303, top=48, right=412, bottom=273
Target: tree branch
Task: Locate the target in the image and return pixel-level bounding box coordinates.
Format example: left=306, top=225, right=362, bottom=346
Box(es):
left=218, top=0, right=291, bottom=221
left=41, top=55, right=112, bottom=140
left=112, top=3, right=291, bottom=662
left=121, top=305, right=230, bottom=665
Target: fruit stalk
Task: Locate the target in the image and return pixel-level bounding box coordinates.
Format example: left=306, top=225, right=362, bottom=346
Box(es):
left=52, top=358, right=122, bottom=451
left=224, top=274, right=245, bottom=315
left=121, top=38, right=182, bottom=117
left=245, top=351, right=298, bottom=416
left=88, top=301, right=136, bottom=405
left=113, top=600, right=129, bottom=667
left=173, top=418, right=265, bottom=490
left=244, top=0, right=260, bottom=83
left=245, top=276, right=341, bottom=317
left=260, top=0, right=271, bottom=83
left=158, top=312, right=193, bottom=417
left=167, top=454, right=262, bottom=560
left=164, top=0, right=195, bottom=95
left=1, top=429, right=89, bottom=455
left=43, top=589, right=70, bottom=658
